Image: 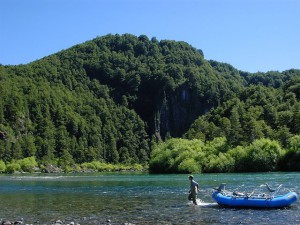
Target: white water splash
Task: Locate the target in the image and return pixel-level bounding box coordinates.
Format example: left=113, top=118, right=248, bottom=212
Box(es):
left=196, top=199, right=218, bottom=207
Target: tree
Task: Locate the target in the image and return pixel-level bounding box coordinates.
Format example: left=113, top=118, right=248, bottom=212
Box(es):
left=244, top=139, right=284, bottom=172
left=279, top=135, right=300, bottom=171
left=17, top=156, right=38, bottom=172
left=0, top=160, right=6, bottom=173
left=20, top=135, right=37, bottom=157
left=229, top=106, right=243, bottom=145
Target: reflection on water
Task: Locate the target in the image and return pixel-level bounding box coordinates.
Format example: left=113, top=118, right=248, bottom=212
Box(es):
left=0, top=172, right=299, bottom=224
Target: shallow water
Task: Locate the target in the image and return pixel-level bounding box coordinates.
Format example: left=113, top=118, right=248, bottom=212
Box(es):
left=0, top=172, right=299, bottom=224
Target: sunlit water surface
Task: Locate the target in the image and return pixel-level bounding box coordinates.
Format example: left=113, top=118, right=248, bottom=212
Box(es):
left=0, top=172, right=299, bottom=224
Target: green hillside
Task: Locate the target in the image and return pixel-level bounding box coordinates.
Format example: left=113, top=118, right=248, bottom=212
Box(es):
left=0, top=34, right=300, bottom=173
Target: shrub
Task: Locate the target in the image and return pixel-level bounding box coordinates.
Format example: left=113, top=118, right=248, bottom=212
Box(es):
left=227, top=146, right=248, bottom=172
left=81, top=161, right=116, bottom=172
left=6, top=162, right=21, bottom=173
left=81, top=162, right=97, bottom=171
left=0, top=160, right=6, bottom=173
left=202, top=152, right=234, bottom=173
left=17, top=156, right=38, bottom=172
left=244, top=138, right=284, bottom=172
left=178, top=158, right=201, bottom=173
left=278, top=135, right=300, bottom=171
left=149, top=138, right=204, bottom=173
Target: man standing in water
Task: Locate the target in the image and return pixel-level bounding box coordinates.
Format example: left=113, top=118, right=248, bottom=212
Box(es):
left=188, top=175, right=199, bottom=205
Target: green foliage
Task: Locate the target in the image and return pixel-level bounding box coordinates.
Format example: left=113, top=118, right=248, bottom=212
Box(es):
left=244, top=139, right=284, bottom=172
left=228, top=139, right=284, bottom=172
left=6, top=162, right=21, bottom=173
left=1, top=34, right=300, bottom=173
left=0, top=160, right=6, bottom=173
left=178, top=158, right=201, bottom=173
left=227, top=146, right=248, bottom=172
left=203, top=153, right=234, bottom=173
left=186, top=82, right=300, bottom=148
left=17, top=156, right=38, bottom=172
left=149, top=138, right=204, bottom=173
left=150, top=137, right=286, bottom=173
left=0, top=55, right=150, bottom=165
left=80, top=161, right=144, bottom=172
left=81, top=161, right=111, bottom=171
left=279, top=135, right=300, bottom=171
left=149, top=137, right=232, bottom=173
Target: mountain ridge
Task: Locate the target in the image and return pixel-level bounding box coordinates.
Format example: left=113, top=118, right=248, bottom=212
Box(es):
left=1, top=34, right=300, bottom=168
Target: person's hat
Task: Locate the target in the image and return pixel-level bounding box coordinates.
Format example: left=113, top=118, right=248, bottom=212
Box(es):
left=188, top=175, right=194, bottom=179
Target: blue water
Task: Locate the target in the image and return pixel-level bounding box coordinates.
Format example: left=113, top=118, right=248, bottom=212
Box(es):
left=0, top=172, right=299, bottom=224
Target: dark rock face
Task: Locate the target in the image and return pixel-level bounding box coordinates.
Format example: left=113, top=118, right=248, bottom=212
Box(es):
left=158, top=84, right=211, bottom=139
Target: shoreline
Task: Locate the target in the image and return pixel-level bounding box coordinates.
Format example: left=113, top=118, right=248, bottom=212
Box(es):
left=0, top=161, right=148, bottom=174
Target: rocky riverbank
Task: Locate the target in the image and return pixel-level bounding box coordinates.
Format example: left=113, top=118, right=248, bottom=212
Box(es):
left=1, top=219, right=136, bottom=225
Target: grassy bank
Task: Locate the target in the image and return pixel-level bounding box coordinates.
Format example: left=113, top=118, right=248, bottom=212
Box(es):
left=0, top=156, right=146, bottom=174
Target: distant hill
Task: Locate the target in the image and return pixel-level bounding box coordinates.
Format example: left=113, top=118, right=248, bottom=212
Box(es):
left=1, top=33, right=300, bottom=167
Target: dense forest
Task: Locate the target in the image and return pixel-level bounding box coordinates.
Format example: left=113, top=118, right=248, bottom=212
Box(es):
left=0, top=34, right=299, bottom=173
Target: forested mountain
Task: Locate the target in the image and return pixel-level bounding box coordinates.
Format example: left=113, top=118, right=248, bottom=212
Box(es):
left=52, top=34, right=243, bottom=138
left=0, top=34, right=300, bottom=172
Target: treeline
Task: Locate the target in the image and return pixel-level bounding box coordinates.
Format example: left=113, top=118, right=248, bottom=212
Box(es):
left=149, top=136, right=300, bottom=173
left=0, top=34, right=300, bottom=172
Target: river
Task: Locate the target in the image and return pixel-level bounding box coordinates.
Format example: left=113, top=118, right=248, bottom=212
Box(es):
left=0, top=172, right=299, bottom=224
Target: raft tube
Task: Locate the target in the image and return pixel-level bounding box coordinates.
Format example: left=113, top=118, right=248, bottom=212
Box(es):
left=212, top=191, right=298, bottom=208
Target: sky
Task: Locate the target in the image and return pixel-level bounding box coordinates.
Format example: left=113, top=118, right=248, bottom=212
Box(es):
left=1, top=0, right=299, bottom=73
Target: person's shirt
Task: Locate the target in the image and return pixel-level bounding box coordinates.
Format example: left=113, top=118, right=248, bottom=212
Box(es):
left=190, top=180, right=199, bottom=193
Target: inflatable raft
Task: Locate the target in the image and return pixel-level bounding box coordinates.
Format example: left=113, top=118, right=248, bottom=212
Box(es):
left=212, top=183, right=298, bottom=208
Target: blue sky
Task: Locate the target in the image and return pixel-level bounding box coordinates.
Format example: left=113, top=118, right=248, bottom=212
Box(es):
left=1, top=0, right=299, bottom=73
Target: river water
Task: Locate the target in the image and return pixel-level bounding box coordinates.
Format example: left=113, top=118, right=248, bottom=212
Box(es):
left=0, top=172, right=299, bottom=225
